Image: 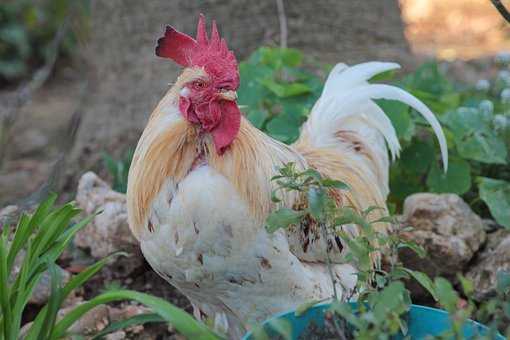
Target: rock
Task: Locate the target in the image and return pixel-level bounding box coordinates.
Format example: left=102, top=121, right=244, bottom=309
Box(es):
left=30, top=267, right=72, bottom=305
left=398, top=193, right=486, bottom=299
left=106, top=331, right=127, bottom=340
left=482, top=218, right=502, bottom=233
left=0, top=159, right=52, bottom=206
left=58, top=303, right=110, bottom=335
left=466, top=229, right=510, bottom=301
left=12, top=129, right=49, bottom=157
left=0, top=205, right=19, bottom=228
left=74, top=171, right=142, bottom=276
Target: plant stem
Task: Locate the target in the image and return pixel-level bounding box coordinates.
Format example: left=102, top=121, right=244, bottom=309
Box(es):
left=320, top=222, right=351, bottom=340
left=320, top=222, right=338, bottom=300
left=275, top=0, right=288, bottom=49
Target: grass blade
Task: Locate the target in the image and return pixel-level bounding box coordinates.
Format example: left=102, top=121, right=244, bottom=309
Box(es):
left=61, top=252, right=125, bottom=302
left=33, top=205, right=80, bottom=256
left=6, top=214, right=32, bottom=272
left=91, top=313, right=165, bottom=340
left=0, top=233, right=12, bottom=339
left=37, top=213, right=95, bottom=270
left=52, top=290, right=221, bottom=340
left=42, top=263, right=63, bottom=339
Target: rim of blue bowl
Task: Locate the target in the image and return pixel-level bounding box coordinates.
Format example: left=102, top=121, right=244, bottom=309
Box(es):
left=242, top=303, right=504, bottom=340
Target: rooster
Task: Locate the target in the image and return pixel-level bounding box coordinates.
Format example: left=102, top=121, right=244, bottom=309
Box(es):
left=127, top=15, right=448, bottom=338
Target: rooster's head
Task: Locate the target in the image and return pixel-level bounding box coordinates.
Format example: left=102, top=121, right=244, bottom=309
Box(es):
left=155, top=14, right=240, bottom=155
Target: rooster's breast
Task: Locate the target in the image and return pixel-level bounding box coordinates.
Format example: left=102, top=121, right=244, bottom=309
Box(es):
left=139, top=164, right=345, bottom=335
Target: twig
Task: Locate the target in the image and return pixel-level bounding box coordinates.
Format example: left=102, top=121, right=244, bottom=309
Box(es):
left=0, top=17, right=70, bottom=168
left=320, top=222, right=349, bottom=339
left=490, top=0, right=510, bottom=23
left=275, top=0, right=288, bottom=49
left=320, top=222, right=339, bottom=300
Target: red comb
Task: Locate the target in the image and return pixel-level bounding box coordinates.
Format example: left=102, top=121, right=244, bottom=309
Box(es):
left=155, top=14, right=238, bottom=86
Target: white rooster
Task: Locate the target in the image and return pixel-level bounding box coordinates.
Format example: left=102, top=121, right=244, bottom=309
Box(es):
left=126, top=15, right=447, bottom=338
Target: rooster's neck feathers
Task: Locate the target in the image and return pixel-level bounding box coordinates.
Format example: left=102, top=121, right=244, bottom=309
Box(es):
left=127, top=88, right=297, bottom=238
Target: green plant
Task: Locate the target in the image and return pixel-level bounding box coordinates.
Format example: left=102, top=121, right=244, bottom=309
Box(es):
left=263, top=163, right=507, bottom=339
left=381, top=62, right=509, bottom=227
left=265, top=163, right=433, bottom=338
left=0, top=194, right=220, bottom=340
left=237, top=47, right=324, bottom=144
left=0, top=0, right=88, bottom=85
left=102, top=149, right=134, bottom=193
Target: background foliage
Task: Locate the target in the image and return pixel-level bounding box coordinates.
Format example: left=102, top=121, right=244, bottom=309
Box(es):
left=0, top=0, right=88, bottom=86
left=237, top=47, right=510, bottom=228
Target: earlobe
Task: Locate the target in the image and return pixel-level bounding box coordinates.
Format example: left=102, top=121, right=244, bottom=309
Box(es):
left=179, top=96, right=198, bottom=124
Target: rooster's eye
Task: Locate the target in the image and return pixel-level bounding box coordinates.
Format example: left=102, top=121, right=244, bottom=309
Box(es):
left=192, top=80, right=207, bottom=90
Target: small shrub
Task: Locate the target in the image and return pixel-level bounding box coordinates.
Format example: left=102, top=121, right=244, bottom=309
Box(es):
left=263, top=163, right=509, bottom=339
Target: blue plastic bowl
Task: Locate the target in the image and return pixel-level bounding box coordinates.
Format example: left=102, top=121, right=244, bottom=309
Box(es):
left=242, top=303, right=505, bottom=339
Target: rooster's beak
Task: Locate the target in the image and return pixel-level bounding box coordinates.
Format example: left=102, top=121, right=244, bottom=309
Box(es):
left=218, top=90, right=237, bottom=101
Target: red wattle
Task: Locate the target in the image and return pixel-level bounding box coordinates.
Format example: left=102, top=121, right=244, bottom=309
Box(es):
left=211, top=100, right=241, bottom=155
left=179, top=96, right=240, bottom=155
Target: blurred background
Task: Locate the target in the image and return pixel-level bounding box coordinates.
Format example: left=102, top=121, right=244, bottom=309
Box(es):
left=0, top=0, right=509, bottom=206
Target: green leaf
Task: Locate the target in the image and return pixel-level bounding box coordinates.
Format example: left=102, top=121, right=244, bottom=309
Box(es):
left=62, top=253, right=125, bottom=301
left=265, top=114, right=301, bottom=143
left=401, top=62, right=454, bottom=97
left=266, top=208, right=304, bottom=233
left=375, top=99, right=414, bottom=141
left=388, top=162, right=425, bottom=203
left=266, top=318, right=292, bottom=340
left=246, top=109, right=269, bottom=129
left=321, top=179, right=350, bottom=190
left=399, top=140, right=435, bottom=175
left=457, top=274, right=474, bottom=296
left=426, top=159, right=471, bottom=195
left=0, top=233, right=12, bottom=339
left=41, top=263, right=63, bottom=339
left=260, top=79, right=311, bottom=98
left=259, top=47, right=303, bottom=68
left=442, top=107, right=507, bottom=164
left=294, top=299, right=324, bottom=317
left=372, top=281, right=410, bottom=321
left=238, top=62, right=272, bottom=108
left=0, top=24, right=30, bottom=57
left=397, top=241, right=427, bottom=258
left=434, top=277, right=459, bottom=311
left=478, top=177, right=510, bottom=228
left=404, top=269, right=438, bottom=301
left=308, top=187, right=326, bottom=220
left=52, top=290, right=220, bottom=340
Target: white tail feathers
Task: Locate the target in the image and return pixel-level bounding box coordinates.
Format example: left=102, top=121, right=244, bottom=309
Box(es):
left=304, top=62, right=448, bottom=171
